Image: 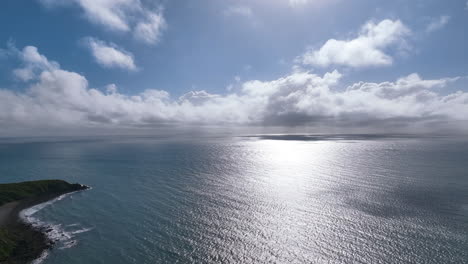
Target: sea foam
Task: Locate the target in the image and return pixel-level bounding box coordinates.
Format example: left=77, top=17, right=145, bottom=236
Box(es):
left=19, top=191, right=92, bottom=264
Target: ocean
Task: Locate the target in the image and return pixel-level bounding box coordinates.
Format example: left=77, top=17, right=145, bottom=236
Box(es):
left=1, top=135, right=467, bottom=263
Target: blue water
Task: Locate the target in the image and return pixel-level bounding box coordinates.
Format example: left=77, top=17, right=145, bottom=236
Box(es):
left=1, top=135, right=468, bottom=263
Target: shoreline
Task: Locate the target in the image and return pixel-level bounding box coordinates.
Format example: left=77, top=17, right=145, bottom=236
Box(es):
left=0, top=184, right=89, bottom=264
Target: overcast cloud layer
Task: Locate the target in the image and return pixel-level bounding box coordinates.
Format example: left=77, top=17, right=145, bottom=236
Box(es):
left=0, top=44, right=467, bottom=133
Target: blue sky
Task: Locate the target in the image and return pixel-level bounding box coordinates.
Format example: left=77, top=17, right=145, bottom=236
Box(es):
left=0, top=0, right=467, bottom=134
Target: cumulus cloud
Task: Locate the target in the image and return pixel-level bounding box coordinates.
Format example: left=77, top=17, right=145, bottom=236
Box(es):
left=344, top=74, right=463, bottom=120
left=105, top=83, right=118, bottom=94
left=12, top=46, right=59, bottom=81
left=426, top=15, right=450, bottom=33
left=300, top=19, right=411, bottom=68
left=179, top=90, right=220, bottom=106
left=38, top=0, right=166, bottom=45
left=1, top=45, right=467, bottom=133
left=85, top=38, right=137, bottom=71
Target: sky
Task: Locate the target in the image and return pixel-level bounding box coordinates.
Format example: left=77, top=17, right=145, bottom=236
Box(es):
left=0, top=0, right=467, bottom=135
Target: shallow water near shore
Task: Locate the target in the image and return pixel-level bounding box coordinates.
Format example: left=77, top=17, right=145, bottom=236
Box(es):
left=19, top=191, right=94, bottom=261
left=1, top=135, right=468, bottom=263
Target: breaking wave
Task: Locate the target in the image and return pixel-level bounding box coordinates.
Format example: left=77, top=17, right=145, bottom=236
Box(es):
left=19, top=192, right=92, bottom=264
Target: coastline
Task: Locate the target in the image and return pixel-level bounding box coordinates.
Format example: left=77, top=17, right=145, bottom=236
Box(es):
left=0, top=183, right=88, bottom=264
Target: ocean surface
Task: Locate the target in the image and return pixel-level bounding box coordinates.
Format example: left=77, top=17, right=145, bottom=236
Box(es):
left=1, top=135, right=468, bottom=263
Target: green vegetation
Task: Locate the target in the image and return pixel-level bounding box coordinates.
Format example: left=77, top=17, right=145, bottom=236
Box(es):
left=0, top=180, right=86, bottom=207
left=0, top=224, right=51, bottom=263
left=0, top=180, right=87, bottom=263
left=0, top=228, right=15, bottom=261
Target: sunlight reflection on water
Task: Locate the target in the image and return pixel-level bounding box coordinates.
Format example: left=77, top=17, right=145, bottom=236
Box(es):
left=1, top=136, right=468, bottom=263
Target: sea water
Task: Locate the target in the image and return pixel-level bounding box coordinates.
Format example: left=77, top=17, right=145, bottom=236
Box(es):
left=0, top=135, right=467, bottom=263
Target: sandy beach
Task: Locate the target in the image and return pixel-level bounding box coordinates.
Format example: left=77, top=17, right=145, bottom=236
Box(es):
left=0, top=182, right=89, bottom=264
left=0, top=199, right=51, bottom=264
left=0, top=202, right=19, bottom=227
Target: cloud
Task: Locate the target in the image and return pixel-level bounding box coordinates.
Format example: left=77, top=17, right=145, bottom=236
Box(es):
left=224, top=5, right=253, bottom=18
left=426, top=15, right=450, bottom=33
left=105, top=83, right=118, bottom=94
left=344, top=74, right=462, bottom=120
left=41, top=0, right=138, bottom=32
left=179, top=90, right=220, bottom=106
left=38, top=0, right=166, bottom=45
left=0, top=45, right=467, bottom=133
left=300, top=19, right=411, bottom=68
left=12, top=46, right=59, bottom=81
left=134, top=9, right=167, bottom=45
left=84, top=38, right=137, bottom=71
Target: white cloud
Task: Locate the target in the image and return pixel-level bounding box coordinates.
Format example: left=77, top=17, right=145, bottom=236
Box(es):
left=224, top=5, right=253, bottom=18
left=13, top=46, right=59, bottom=81
left=106, top=83, right=118, bottom=94
left=300, top=19, right=411, bottom=68
left=53, top=0, right=138, bottom=32
left=134, top=10, right=167, bottom=45
left=179, top=90, right=220, bottom=106
left=39, top=0, right=166, bottom=45
left=426, top=15, right=450, bottom=33
left=1, top=45, right=467, bottom=133
left=85, top=38, right=137, bottom=71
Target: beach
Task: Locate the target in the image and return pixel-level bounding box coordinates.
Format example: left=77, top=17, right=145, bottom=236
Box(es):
left=0, top=200, right=52, bottom=264
left=0, top=202, right=19, bottom=227
left=0, top=182, right=88, bottom=264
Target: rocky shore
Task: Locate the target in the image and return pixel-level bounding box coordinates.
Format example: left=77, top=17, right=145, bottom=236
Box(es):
left=0, top=180, right=88, bottom=264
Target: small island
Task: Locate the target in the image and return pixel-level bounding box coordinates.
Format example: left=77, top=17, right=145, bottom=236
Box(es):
left=0, top=180, right=88, bottom=264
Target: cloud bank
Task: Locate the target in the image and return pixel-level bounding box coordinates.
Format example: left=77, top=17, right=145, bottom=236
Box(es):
left=1, top=45, right=467, bottom=133
left=300, top=19, right=410, bottom=68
